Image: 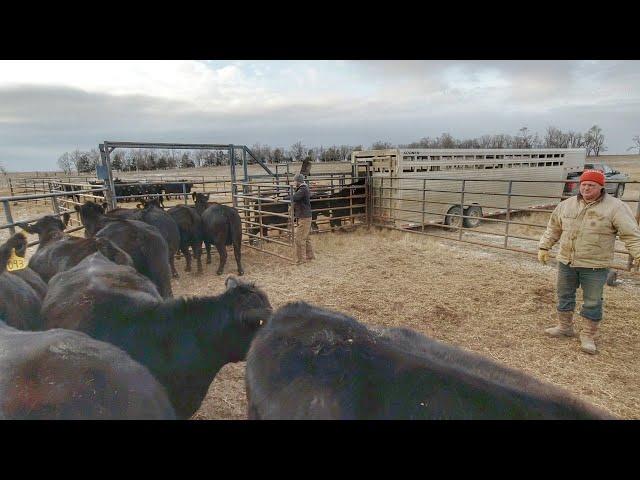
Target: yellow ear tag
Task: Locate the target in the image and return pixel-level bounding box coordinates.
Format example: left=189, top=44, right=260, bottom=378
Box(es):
left=7, top=248, right=27, bottom=272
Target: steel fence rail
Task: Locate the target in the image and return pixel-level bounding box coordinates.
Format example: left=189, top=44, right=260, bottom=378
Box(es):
left=371, top=176, right=640, bottom=272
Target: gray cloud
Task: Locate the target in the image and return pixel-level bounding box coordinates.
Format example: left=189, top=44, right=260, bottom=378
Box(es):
left=1, top=61, right=639, bottom=172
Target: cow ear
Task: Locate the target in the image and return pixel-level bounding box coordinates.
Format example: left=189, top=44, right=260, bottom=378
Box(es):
left=136, top=203, right=143, bottom=209
left=225, top=275, right=239, bottom=289
left=101, top=202, right=108, bottom=212
left=62, top=213, right=70, bottom=227
left=192, top=192, right=197, bottom=202
left=73, top=204, right=81, bottom=213
left=204, top=193, right=210, bottom=201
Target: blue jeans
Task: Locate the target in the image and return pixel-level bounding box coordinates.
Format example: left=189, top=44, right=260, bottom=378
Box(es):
left=557, top=262, right=608, bottom=322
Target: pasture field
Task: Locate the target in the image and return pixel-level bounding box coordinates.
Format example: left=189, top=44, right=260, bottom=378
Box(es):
left=2, top=156, right=640, bottom=419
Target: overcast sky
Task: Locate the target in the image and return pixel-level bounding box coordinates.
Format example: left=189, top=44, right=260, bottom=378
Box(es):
left=1, top=60, right=639, bottom=171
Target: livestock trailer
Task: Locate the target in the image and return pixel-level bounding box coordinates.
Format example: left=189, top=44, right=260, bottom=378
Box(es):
left=352, top=148, right=586, bottom=228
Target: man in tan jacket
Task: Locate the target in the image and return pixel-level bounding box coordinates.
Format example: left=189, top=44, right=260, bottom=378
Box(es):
left=538, top=169, right=640, bottom=354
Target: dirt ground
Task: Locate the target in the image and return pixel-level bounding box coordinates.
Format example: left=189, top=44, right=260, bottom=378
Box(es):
left=176, top=227, right=640, bottom=420
left=3, top=156, right=640, bottom=419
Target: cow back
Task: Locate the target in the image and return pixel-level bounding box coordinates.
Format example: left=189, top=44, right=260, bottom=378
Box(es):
left=95, top=219, right=172, bottom=298
left=0, top=320, right=175, bottom=419
left=247, top=302, right=615, bottom=420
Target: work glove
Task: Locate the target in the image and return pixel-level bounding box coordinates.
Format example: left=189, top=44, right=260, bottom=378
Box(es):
left=538, top=249, right=549, bottom=265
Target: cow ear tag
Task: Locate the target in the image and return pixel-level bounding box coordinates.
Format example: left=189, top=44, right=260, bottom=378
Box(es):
left=7, top=248, right=27, bottom=271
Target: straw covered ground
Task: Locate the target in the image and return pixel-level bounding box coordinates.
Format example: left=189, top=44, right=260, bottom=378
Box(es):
left=174, top=227, right=640, bottom=420
left=3, top=156, right=640, bottom=419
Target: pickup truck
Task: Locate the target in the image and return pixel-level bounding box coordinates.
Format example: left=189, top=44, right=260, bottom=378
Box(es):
left=563, top=162, right=629, bottom=198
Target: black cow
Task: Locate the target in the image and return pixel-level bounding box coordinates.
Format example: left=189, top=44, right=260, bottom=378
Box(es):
left=88, top=180, right=105, bottom=199
left=167, top=204, right=204, bottom=274
left=0, top=319, right=176, bottom=419
left=75, top=202, right=173, bottom=298
left=107, top=200, right=181, bottom=278
left=42, top=258, right=272, bottom=419
left=326, top=177, right=366, bottom=229
left=137, top=182, right=164, bottom=205
left=163, top=180, right=194, bottom=201
left=17, top=213, right=133, bottom=283
left=0, top=233, right=43, bottom=330
left=248, top=188, right=332, bottom=240
left=193, top=193, right=244, bottom=276
left=246, top=302, right=615, bottom=420
left=113, top=178, right=134, bottom=201
left=248, top=195, right=290, bottom=240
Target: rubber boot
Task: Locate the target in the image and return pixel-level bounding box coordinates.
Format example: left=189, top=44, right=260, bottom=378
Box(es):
left=580, top=318, right=599, bottom=354
left=545, top=311, right=576, bottom=337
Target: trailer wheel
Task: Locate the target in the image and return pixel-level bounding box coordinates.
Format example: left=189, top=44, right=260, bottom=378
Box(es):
left=463, top=205, right=483, bottom=228
left=444, top=205, right=464, bottom=229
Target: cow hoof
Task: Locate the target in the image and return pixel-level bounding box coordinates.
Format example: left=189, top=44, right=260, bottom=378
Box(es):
left=172, top=273, right=180, bottom=279
left=216, top=270, right=223, bottom=275
left=185, top=267, right=191, bottom=273
left=206, top=259, right=212, bottom=265
left=238, top=270, right=244, bottom=276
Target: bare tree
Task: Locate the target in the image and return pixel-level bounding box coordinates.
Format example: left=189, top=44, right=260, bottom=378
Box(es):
left=370, top=141, right=394, bottom=150
left=273, top=148, right=284, bottom=163
left=566, top=131, right=584, bottom=148
left=584, top=125, right=606, bottom=156
left=627, top=135, right=640, bottom=155
left=514, top=127, right=534, bottom=148
left=57, top=152, right=73, bottom=173
left=437, top=133, right=457, bottom=148
left=290, top=141, right=306, bottom=161
left=544, top=126, right=568, bottom=148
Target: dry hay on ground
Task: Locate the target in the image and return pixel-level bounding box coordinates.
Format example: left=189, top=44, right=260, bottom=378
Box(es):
left=168, top=227, right=640, bottom=420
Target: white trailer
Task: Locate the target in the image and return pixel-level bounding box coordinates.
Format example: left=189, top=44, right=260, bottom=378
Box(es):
left=352, top=148, right=586, bottom=228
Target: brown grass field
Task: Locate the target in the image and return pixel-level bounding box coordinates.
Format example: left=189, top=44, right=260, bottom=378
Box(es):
left=2, top=156, right=640, bottom=419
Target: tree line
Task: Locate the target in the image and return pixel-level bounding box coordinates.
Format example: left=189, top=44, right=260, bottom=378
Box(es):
left=55, top=125, right=633, bottom=174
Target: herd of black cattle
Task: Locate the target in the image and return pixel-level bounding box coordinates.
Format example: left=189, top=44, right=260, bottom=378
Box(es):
left=0, top=179, right=616, bottom=419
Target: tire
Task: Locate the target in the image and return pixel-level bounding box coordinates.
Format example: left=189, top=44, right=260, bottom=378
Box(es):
left=463, top=205, right=483, bottom=228
left=615, top=184, right=625, bottom=198
left=444, top=205, right=463, bottom=229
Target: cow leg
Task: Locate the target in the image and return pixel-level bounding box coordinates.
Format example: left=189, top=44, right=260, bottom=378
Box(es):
left=193, top=242, right=203, bottom=274
left=205, top=242, right=212, bottom=264
left=214, top=241, right=227, bottom=275
left=233, top=237, right=244, bottom=276
left=182, top=244, right=192, bottom=272
left=169, top=252, right=179, bottom=279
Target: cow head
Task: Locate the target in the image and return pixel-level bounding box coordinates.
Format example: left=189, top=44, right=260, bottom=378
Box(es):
left=223, top=276, right=272, bottom=362
left=139, top=198, right=163, bottom=210
left=74, top=202, right=106, bottom=237
left=16, top=213, right=70, bottom=245
left=192, top=192, right=210, bottom=214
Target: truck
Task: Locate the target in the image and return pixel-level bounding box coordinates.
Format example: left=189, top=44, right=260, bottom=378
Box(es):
left=563, top=162, right=629, bottom=198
